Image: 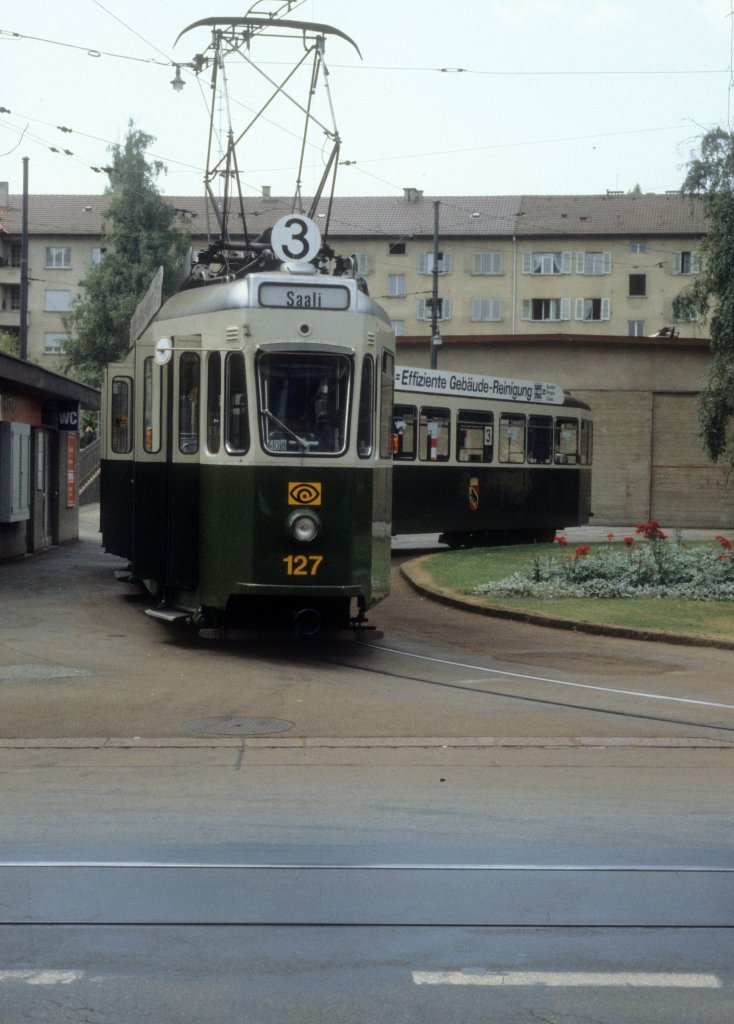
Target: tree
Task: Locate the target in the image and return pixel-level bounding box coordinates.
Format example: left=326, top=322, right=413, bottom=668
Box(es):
left=62, top=123, right=190, bottom=386
left=0, top=331, right=19, bottom=356
left=674, top=127, right=734, bottom=468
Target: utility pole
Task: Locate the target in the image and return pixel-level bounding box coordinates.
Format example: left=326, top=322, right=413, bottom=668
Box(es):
left=19, top=157, right=29, bottom=360
left=429, top=199, right=441, bottom=369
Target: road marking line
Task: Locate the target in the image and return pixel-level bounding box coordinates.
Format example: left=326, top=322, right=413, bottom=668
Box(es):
left=0, top=862, right=731, bottom=871
left=0, top=970, right=83, bottom=986
left=412, top=970, right=722, bottom=988
left=364, top=643, right=734, bottom=711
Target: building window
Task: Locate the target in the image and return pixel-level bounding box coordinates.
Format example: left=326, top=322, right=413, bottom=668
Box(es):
left=575, top=297, right=610, bottom=321
left=390, top=320, right=404, bottom=336
left=629, top=241, right=647, bottom=253
left=416, top=297, right=452, bottom=321
left=628, top=320, right=646, bottom=336
left=673, top=251, right=699, bottom=275
left=576, top=251, right=611, bottom=275
left=521, top=298, right=571, bottom=322
left=388, top=274, right=406, bottom=297
left=471, top=298, right=502, bottom=322
left=43, top=332, right=69, bottom=354
left=418, top=251, right=452, bottom=275
left=10, top=243, right=22, bottom=268
left=6, top=285, right=21, bottom=311
left=91, top=246, right=106, bottom=265
left=389, top=242, right=406, bottom=255
left=44, top=289, right=72, bottom=312
left=45, top=246, right=71, bottom=269
left=472, top=251, right=503, bottom=275
left=629, top=274, right=646, bottom=297
left=521, top=251, right=572, bottom=275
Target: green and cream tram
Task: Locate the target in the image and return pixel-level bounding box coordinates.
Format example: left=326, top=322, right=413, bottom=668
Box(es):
left=391, top=365, right=592, bottom=546
left=101, top=217, right=395, bottom=636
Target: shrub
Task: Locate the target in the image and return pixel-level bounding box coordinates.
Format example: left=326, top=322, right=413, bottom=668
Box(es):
left=474, top=528, right=734, bottom=601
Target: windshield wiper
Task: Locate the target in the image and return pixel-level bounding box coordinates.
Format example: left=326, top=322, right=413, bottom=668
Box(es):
left=261, top=407, right=313, bottom=451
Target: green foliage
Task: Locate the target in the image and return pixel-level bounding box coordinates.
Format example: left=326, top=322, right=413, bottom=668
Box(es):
left=62, top=122, right=191, bottom=386
left=0, top=331, right=19, bottom=355
left=674, top=127, right=734, bottom=466
left=474, top=529, right=734, bottom=601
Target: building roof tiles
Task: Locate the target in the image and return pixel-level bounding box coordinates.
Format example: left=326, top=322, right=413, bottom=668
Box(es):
left=0, top=191, right=707, bottom=239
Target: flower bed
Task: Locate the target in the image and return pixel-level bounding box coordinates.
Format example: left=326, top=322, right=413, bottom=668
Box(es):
left=473, top=522, right=734, bottom=601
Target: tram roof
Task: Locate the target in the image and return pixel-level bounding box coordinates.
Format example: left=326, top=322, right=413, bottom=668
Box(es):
left=2, top=191, right=706, bottom=240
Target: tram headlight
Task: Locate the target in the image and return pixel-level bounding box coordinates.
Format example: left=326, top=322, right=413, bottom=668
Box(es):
left=286, top=510, right=321, bottom=543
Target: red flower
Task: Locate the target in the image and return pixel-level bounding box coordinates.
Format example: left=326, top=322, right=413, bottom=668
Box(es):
left=607, top=532, right=615, bottom=542
left=715, top=535, right=733, bottom=551
left=554, top=535, right=568, bottom=546
left=575, top=545, right=591, bottom=558
left=717, top=553, right=732, bottom=561
left=635, top=520, right=668, bottom=541
left=623, top=536, right=634, bottom=546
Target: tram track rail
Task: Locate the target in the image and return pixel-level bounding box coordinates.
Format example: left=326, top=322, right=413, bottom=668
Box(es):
left=303, top=640, right=734, bottom=739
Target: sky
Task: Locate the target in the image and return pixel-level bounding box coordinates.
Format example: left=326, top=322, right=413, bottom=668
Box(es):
left=1, top=0, right=733, bottom=200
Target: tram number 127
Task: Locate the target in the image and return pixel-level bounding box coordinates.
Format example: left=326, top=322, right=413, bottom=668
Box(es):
left=283, top=554, right=323, bottom=576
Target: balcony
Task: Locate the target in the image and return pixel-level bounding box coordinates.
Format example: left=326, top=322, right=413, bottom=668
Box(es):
left=0, top=265, right=21, bottom=286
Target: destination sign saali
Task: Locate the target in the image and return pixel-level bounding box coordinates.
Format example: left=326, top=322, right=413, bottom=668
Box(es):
left=258, top=283, right=351, bottom=310
left=394, top=365, right=564, bottom=405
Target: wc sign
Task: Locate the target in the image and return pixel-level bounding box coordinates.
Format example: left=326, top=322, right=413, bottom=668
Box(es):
left=58, top=405, right=80, bottom=431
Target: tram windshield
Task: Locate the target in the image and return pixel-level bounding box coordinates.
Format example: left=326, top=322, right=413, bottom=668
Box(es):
left=257, top=352, right=351, bottom=456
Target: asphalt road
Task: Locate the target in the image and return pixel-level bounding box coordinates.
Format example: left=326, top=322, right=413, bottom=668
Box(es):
left=1, top=507, right=732, bottom=1022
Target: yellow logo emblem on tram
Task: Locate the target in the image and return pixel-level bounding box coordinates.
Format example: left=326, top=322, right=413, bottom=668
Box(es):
left=288, top=481, right=322, bottom=506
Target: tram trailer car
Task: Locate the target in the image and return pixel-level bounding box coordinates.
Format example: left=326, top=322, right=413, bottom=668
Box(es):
left=391, top=365, right=592, bottom=547
left=101, top=241, right=395, bottom=637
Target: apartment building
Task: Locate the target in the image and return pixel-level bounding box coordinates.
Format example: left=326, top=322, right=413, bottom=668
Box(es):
left=1, top=185, right=730, bottom=527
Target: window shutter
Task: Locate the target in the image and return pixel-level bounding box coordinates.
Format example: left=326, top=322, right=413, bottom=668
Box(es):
left=673, top=252, right=682, bottom=275
left=418, top=253, right=428, bottom=274
left=603, top=252, right=612, bottom=273
left=471, top=298, right=482, bottom=321
left=561, top=252, right=573, bottom=274
left=416, top=299, right=427, bottom=320
left=576, top=252, right=586, bottom=274
left=521, top=252, right=532, bottom=274
left=575, top=298, right=584, bottom=320
left=691, top=251, right=700, bottom=273
left=560, top=298, right=571, bottom=320
left=441, top=298, right=452, bottom=320
left=472, top=253, right=482, bottom=275
left=601, top=298, right=611, bottom=320
left=521, top=299, right=531, bottom=320
left=440, top=253, right=453, bottom=274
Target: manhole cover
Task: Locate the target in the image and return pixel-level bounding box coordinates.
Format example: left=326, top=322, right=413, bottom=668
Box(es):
left=183, top=716, right=293, bottom=737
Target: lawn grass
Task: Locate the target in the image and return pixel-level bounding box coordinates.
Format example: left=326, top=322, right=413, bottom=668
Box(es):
left=415, top=542, right=734, bottom=643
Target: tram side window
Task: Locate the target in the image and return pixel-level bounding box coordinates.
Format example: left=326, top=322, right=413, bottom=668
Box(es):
left=142, top=358, right=161, bottom=453
left=111, top=376, right=133, bottom=454
left=226, top=352, right=249, bottom=454
left=580, top=418, right=593, bottom=465
left=379, top=349, right=394, bottom=459
left=419, top=407, right=450, bottom=462
left=457, top=411, right=493, bottom=463
left=357, top=354, right=374, bottom=458
left=178, top=352, right=200, bottom=455
left=207, top=352, right=221, bottom=455
left=555, top=417, right=579, bottom=464
left=392, top=404, right=416, bottom=460
left=498, top=413, right=526, bottom=464
left=527, top=415, right=553, bottom=464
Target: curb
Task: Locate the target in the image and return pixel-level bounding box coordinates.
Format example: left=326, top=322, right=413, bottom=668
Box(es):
left=0, top=737, right=730, bottom=750
left=400, top=556, right=734, bottom=651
